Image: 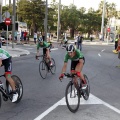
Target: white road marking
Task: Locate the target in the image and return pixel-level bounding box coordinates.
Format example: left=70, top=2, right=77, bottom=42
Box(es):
left=34, top=94, right=120, bottom=120
left=101, top=49, right=105, bottom=52
left=98, top=53, right=101, bottom=57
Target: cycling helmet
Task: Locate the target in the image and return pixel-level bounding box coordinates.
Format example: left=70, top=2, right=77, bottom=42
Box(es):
left=66, top=44, right=75, bottom=52
left=38, top=37, right=43, bottom=42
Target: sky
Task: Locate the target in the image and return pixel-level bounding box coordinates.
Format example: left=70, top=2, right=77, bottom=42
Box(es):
left=2, top=0, right=120, bottom=11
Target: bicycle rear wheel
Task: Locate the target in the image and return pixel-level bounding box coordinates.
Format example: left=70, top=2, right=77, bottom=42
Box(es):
left=65, top=81, right=80, bottom=113
left=82, top=74, right=90, bottom=100
left=39, top=61, right=48, bottom=79
left=50, top=58, right=56, bottom=74
left=6, top=75, right=23, bottom=103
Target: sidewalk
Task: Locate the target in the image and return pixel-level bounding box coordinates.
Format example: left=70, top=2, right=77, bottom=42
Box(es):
left=1, top=46, right=30, bottom=58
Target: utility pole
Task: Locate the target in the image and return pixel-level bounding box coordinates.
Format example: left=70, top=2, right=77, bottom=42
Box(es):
left=12, top=0, right=16, bottom=48
left=101, top=0, right=106, bottom=41
left=0, top=0, right=2, bottom=23
left=57, top=0, right=61, bottom=42
left=44, top=0, right=48, bottom=41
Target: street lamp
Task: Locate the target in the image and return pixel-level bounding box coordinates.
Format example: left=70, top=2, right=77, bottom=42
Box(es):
left=101, top=0, right=106, bottom=41
left=0, top=0, right=2, bottom=23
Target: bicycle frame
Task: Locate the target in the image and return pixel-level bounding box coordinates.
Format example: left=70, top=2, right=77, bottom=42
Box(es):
left=0, top=75, right=12, bottom=101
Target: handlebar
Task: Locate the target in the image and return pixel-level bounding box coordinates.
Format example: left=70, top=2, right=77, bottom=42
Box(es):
left=64, top=73, right=77, bottom=78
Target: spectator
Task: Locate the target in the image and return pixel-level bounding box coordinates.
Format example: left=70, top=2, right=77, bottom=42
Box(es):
left=23, top=30, right=27, bottom=43
left=1, top=29, right=6, bottom=39
left=34, top=31, right=37, bottom=44
left=9, top=32, right=12, bottom=41
left=21, top=30, right=24, bottom=42
left=77, top=33, right=83, bottom=51
left=14, top=30, right=17, bottom=42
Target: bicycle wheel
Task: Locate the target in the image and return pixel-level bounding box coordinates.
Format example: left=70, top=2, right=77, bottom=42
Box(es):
left=50, top=58, right=56, bottom=74
left=6, top=75, right=23, bottom=103
left=65, top=81, right=80, bottom=113
left=39, top=61, right=48, bottom=79
left=82, top=74, right=90, bottom=100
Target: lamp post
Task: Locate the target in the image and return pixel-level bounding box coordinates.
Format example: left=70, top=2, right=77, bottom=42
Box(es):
left=12, top=0, right=16, bottom=48
left=57, top=0, right=61, bottom=42
left=101, top=0, right=106, bottom=41
left=0, top=0, right=2, bottom=23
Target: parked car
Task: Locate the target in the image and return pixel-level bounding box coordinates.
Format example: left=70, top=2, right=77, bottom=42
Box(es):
left=0, top=37, right=7, bottom=45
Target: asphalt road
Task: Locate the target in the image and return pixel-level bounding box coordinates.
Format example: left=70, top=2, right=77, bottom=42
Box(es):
left=0, top=44, right=120, bottom=120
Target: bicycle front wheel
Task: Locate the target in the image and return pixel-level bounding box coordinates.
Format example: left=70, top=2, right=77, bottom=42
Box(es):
left=65, top=81, right=80, bottom=113
left=39, top=61, right=48, bottom=79
left=83, top=74, right=90, bottom=100
left=50, top=58, right=56, bottom=74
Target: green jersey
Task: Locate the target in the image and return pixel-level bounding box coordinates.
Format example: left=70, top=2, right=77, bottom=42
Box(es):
left=37, top=41, right=50, bottom=50
left=64, top=49, right=84, bottom=62
left=0, top=48, right=11, bottom=60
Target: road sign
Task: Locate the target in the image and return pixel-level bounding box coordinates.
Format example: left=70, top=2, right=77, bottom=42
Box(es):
left=5, top=18, right=11, bottom=26
left=107, top=28, right=110, bottom=32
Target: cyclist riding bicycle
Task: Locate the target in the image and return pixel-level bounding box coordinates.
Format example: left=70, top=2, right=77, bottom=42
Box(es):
left=36, top=37, right=52, bottom=66
left=59, top=44, right=87, bottom=89
left=0, top=48, right=18, bottom=102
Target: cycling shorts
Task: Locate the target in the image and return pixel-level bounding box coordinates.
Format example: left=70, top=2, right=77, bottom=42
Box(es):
left=71, top=57, right=85, bottom=71
left=2, top=57, right=12, bottom=74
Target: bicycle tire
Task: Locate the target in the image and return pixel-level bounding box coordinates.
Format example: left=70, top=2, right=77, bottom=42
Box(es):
left=50, top=58, right=56, bottom=74
left=82, top=74, right=90, bottom=100
left=6, top=75, right=23, bottom=103
left=65, top=81, right=80, bottom=113
left=39, top=61, right=48, bottom=79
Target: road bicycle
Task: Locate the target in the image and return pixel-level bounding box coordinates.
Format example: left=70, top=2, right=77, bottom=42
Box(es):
left=38, top=55, right=56, bottom=79
left=0, top=74, right=23, bottom=108
left=62, top=73, right=90, bottom=113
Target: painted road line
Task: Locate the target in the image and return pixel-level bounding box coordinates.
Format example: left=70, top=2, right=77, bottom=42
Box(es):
left=34, top=94, right=120, bottom=120
left=51, top=48, right=58, bottom=50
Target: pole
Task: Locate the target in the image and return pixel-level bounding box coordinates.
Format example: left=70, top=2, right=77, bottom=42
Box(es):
left=57, top=0, right=61, bottom=42
left=0, top=0, right=2, bottom=23
left=101, top=0, right=106, bottom=41
left=6, top=25, right=8, bottom=49
left=12, top=0, right=16, bottom=48
left=45, top=0, right=48, bottom=41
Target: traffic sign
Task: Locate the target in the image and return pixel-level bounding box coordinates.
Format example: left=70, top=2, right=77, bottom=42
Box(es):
left=107, top=28, right=110, bottom=32
left=5, top=18, right=11, bottom=26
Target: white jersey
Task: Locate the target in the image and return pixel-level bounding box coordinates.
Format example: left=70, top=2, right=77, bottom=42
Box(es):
left=0, top=48, right=11, bottom=60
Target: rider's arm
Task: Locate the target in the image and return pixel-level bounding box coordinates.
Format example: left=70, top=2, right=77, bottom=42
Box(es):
left=61, top=62, right=67, bottom=74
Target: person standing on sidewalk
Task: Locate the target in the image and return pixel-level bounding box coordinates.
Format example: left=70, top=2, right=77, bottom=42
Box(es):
left=77, top=33, right=83, bottom=51
left=34, top=31, right=37, bottom=44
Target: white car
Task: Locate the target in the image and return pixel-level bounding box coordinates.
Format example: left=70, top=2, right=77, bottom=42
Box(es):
left=0, top=37, right=6, bottom=45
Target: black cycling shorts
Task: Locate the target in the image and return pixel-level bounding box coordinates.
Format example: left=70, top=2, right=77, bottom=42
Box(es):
left=2, top=57, right=12, bottom=74
left=71, top=57, right=85, bottom=70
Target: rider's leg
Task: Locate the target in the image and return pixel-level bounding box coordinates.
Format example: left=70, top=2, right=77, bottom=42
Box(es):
left=3, top=57, right=18, bottom=102
left=75, top=60, right=86, bottom=84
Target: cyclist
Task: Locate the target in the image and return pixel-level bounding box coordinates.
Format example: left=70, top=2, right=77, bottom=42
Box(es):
left=0, top=48, right=18, bottom=102
left=59, top=44, right=87, bottom=89
left=36, top=37, right=52, bottom=66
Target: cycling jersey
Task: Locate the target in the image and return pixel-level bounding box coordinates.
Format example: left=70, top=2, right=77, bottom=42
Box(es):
left=0, top=48, right=11, bottom=60
left=64, top=49, right=84, bottom=62
left=37, top=41, right=50, bottom=50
